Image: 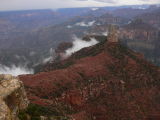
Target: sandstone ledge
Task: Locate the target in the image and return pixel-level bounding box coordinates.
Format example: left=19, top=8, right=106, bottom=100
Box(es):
left=0, top=74, right=29, bottom=120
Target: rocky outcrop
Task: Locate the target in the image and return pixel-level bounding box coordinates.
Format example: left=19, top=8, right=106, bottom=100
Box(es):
left=107, top=25, right=119, bottom=43
left=20, top=36, right=160, bottom=120
left=0, top=74, right=29, bottom=120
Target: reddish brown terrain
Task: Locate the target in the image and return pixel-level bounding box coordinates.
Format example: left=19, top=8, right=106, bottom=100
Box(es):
left=20, top=36, right=160, bottom=119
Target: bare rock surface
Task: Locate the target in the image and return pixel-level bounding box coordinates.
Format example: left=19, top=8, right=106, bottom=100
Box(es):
left=0, top=74, right=29, bottom=120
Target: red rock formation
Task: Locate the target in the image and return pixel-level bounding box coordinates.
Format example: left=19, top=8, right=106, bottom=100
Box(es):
left=20, top=38, right=160, bottom=120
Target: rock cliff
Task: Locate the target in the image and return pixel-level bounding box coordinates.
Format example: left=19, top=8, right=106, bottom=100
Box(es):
left=0, top=74, right=29, bottom=120
left=120, top=19, right=160, bottom=65
left=120, top=19, right=158, bottom=42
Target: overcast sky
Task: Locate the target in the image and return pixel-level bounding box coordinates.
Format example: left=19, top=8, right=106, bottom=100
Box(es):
left=0, top=0, right=159, bottom=11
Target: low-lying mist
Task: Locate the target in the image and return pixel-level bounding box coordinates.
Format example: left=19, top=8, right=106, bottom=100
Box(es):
left=0, top=64, right=34, bottom=76
left=75, top=21, right=95, bottom=27
left=65, top=35, right=99, bottom=56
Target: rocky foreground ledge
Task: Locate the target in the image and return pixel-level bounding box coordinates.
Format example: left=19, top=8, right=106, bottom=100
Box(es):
left=0, top=74, right=29, bottom=120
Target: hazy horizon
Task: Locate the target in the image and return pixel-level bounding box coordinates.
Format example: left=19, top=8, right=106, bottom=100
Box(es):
left=0, top=0, right=159, bottom=11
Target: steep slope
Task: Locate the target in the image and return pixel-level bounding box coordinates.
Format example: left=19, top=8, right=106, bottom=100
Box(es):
left=120, top=19, right=160, bottom=66
left=120, top=19, right=158, bottom=42
left=20, top=35, right=160, bottom=120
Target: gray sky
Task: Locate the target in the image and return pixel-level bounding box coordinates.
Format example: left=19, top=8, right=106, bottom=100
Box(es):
left=0, top=0, right=159, bottom=11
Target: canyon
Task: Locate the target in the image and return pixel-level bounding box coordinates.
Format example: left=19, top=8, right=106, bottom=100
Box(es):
left=0, top=4, right=160, bottom=120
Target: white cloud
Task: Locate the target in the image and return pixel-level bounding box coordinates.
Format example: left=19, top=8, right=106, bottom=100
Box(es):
left=102, top=31, right=108, bottom=36
left=0, top=0, right=159, bottom=11
left=65, top=35, right=98, bottom=56
left=75, top=21, right=96, bottom=27
left=42, top=56, right=53, bottom=63
left=0, top=64, right=34, bottom=76
left=0, top=0, right=110, bottom=11
left=93, top=0, right=117, bottom=3
left=91, top=7, right=99, bottom=11
left=66, top=25, right=73, bottom=28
